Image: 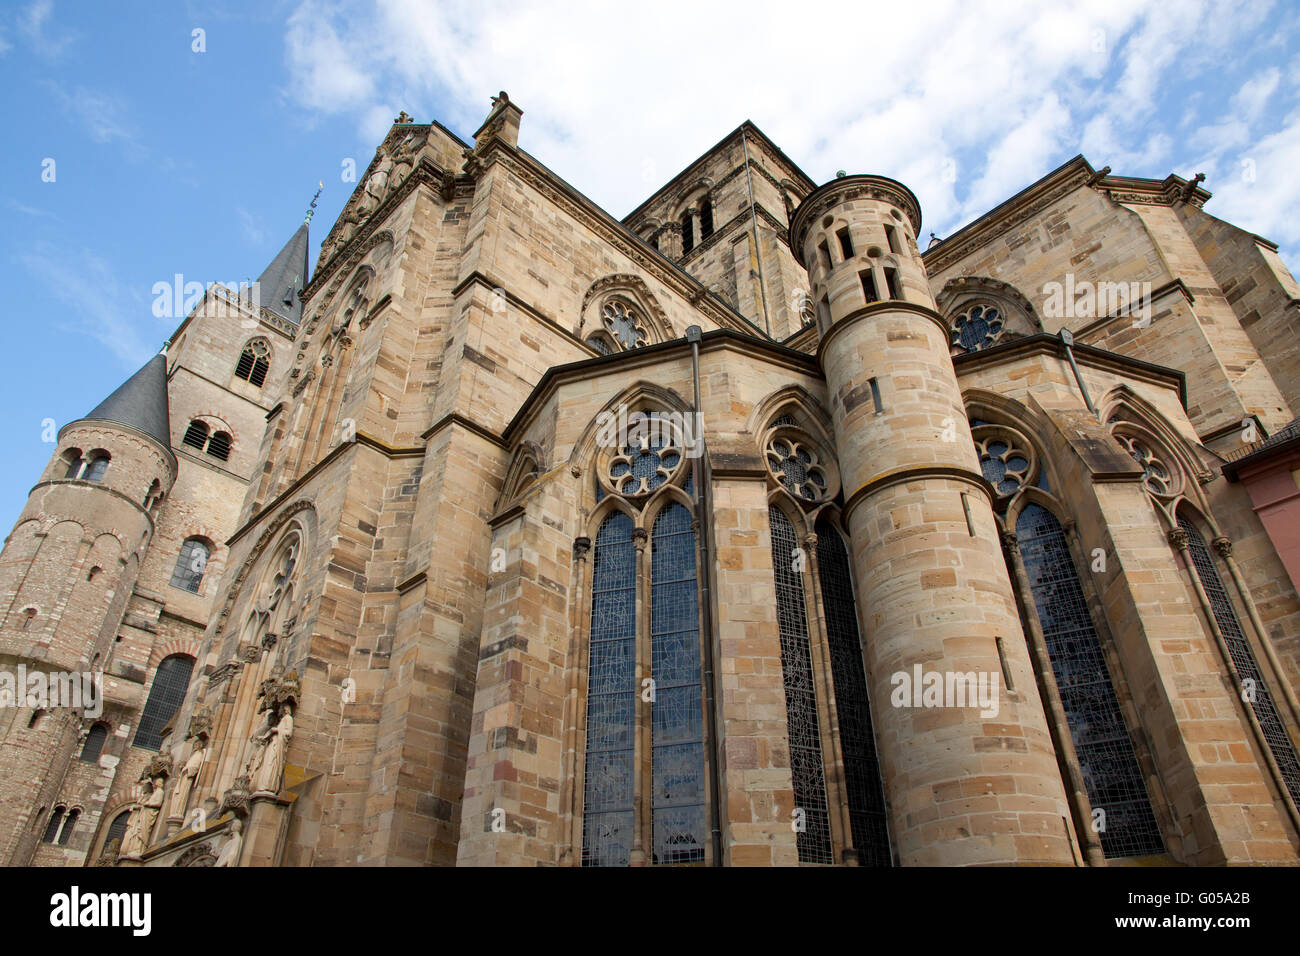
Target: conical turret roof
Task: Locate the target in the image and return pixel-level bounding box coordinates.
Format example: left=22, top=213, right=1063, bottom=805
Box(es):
left=79, top=353, right=172, bottom=447
left=257, top=222, right=310, bottom=325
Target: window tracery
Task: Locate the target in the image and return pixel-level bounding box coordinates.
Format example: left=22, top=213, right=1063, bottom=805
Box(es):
left=950, top=304, right=1005, bottom=351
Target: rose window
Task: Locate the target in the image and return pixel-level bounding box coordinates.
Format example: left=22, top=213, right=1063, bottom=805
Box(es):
left=951, top=304, right=1005, bottom=351
left=976, top=434, right=1032, bottom=496
left=766, top=434, right=830, bottom=502
left=602, top=301, right=648, bottom=350
left=1116, top=434, right=1173, bottom=496
left=606, top=431, right=682, bottom=497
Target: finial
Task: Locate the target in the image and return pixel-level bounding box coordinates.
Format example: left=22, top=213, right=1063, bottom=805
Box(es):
left=928, top=232, right=941, bottom=248
left=394, top=111, right=413, bottom=124
left=304, top=180, right=323, bottom=225
left=835, top=170, right=847, bottom=179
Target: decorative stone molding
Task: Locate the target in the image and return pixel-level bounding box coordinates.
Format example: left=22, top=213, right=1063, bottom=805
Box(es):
left=789, top=174, right=923, bottom=254
left=187, top=706, right=213, bottom=743
left=175, top=844, right=217, bottom=867
left=572, top=536, right=591, bottom=561
left=1168, top=528, right=1190, bottom=549
left=1212, top=536, right=1233, bottom=558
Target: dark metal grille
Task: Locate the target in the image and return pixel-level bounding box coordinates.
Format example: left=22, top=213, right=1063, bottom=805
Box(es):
left=133, top=654, right=195, bottom=751
left=768, top=506, right=834, bottom=863
left=815, top=519, right=892, bottom=866
left=582, top=512, right=637, bottom=866
left=650, top=503, right=707, bottom=864
left=1016, top=504, right=1164, bottom=858
left=1180, top=515, right=1300, bottom=808
left=235, top=344, right=269, bottom=387
left=206, top=431, right=232, bottom=461
left=80, top=723, right=108, bottom=762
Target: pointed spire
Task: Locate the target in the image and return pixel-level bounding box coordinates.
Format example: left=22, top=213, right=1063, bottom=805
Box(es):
left=256, top=220, right=311, bottom=325
left=79, top=354, right=171, bottom=448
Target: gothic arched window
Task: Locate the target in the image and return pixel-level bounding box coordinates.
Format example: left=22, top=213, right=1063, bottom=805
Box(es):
left=582, top=511, right=637, bottom=866
left=1016, top=503, right=1164, bottom=858
left=950, top=304, right=1005, bottom=352
left=649, top=502, right=706, bottom=864
left=80, top=723, right=109, bottom=762
left=103, top=810, right=130, bottom=853
left=235, top=338, right=271, bottom=387
left=768, top=505, right=833, bottom=863
left=170, top=539, right=210, bottom=594
left=1177, top=512, right=1300, bottom=808
left=814, top=517, right=891, bottom=866
left=581, top=502, right=707, bottom=866
left=601, top=300, right=648, bottom=351
left=133, top=654, right=196, bottom=751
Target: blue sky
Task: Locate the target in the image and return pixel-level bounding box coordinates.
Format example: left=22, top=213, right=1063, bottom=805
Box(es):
left=1, top=0, right=1298, bottom=531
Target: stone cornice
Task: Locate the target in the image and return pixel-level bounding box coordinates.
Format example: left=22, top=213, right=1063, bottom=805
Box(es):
left=421, top=412, right=507, bottom=449
left=1093, top=172, right=1211, bottom=209
left=815, top=301, right=950, bottom=368
left=1071, top=278, right=1195, bottom=342
left=952, top=332, right=1188, bottom=409
left=843, top=466, right=995, bottom=524
left=501, top=329, right=819, bottom=445
left=789, top=175, right=923, bottom=255
left=923, top=157, right=1095, bottom=275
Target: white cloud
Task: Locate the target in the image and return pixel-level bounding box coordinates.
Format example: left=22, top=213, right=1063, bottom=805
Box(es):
left=279, top=0, right=1288, bottom=246
left=1205, top=107, right=1300, bottom=264
left=19, top=0, right=73, bottom=57
left=20, top=244, right=163, bottom=366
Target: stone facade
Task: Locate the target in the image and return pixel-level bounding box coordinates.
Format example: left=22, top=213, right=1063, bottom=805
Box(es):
left=2, top=93, right=1299, bottom=867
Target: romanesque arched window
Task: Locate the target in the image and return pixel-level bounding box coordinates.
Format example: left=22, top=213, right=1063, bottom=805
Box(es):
left=235, top=338, right=271, bottom=387
left=1015, top=502, right=1165, bottom=858
left=80, top=723, right=109, bottom=762
left=42, top=806, right=65, bottom=844
left=582, top=409, right=706, bottom=865
left=133, top=654, right=195, bottom=750
left=1177, top=510, right=1300, bottom=809
left=814, top=516, right=891, bottom=866
left=182, top=419, right=210, bottom=450
left=768, top=504, right=833, bottom=864
left=170, top=538, right=210, bottom=594
left=57, top=808, right=79, bottom=845
left=82, top=453, right=110, bottom=483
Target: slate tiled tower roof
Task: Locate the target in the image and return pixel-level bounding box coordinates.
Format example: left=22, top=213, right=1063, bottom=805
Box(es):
left=79, top=353, right=172, bottom=448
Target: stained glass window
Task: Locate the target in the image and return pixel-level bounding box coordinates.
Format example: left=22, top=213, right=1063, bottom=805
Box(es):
left=650, top=503, right=707, bottom=864
left=1179, top=514, right=1300, bottom=809
left=768, top=506, right=833, bottom=863
left=815, top=518, right=891, bottom=866
left=582, top=512, right=637, bottom=866
left=951, top=304, right=1004, bottom=351
left=133, top=654, right=196, bottom=751
left=1017, top=503, right=1164, bottom=858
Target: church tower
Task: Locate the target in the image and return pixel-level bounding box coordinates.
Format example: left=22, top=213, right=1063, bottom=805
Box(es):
left=0, top=356, right=175, bottom=865
left=788, top=177, right=1079, bottom=864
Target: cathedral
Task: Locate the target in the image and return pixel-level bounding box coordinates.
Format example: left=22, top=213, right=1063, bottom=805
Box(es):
left=3, top=91, right=1299, bottom=867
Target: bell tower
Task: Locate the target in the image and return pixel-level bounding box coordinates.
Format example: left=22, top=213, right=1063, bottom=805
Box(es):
left=0, top=354, right=175, bottom=864
left=789, top=177, right=1077, bottom=865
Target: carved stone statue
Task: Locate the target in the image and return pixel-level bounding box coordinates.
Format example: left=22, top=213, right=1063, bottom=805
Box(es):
left=122, top=777, right=165, bottom=856
left=243, top=707, right=273, bottom=784
left=169, top=742, right=205, bottom=820
left=254, top=705, right=293, bottom=794
left=214, top=819, right=243, bottom=867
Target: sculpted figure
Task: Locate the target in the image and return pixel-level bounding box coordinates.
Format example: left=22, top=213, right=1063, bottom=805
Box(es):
left=254, top=705, right=293, bottom=794
left=120, top=802, right=145, bottom=857
left=126, top=777, right=165, bottom=855
left=169, top=743, right=205, bottom=820
left=214, top=819, right=243, bottom=868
